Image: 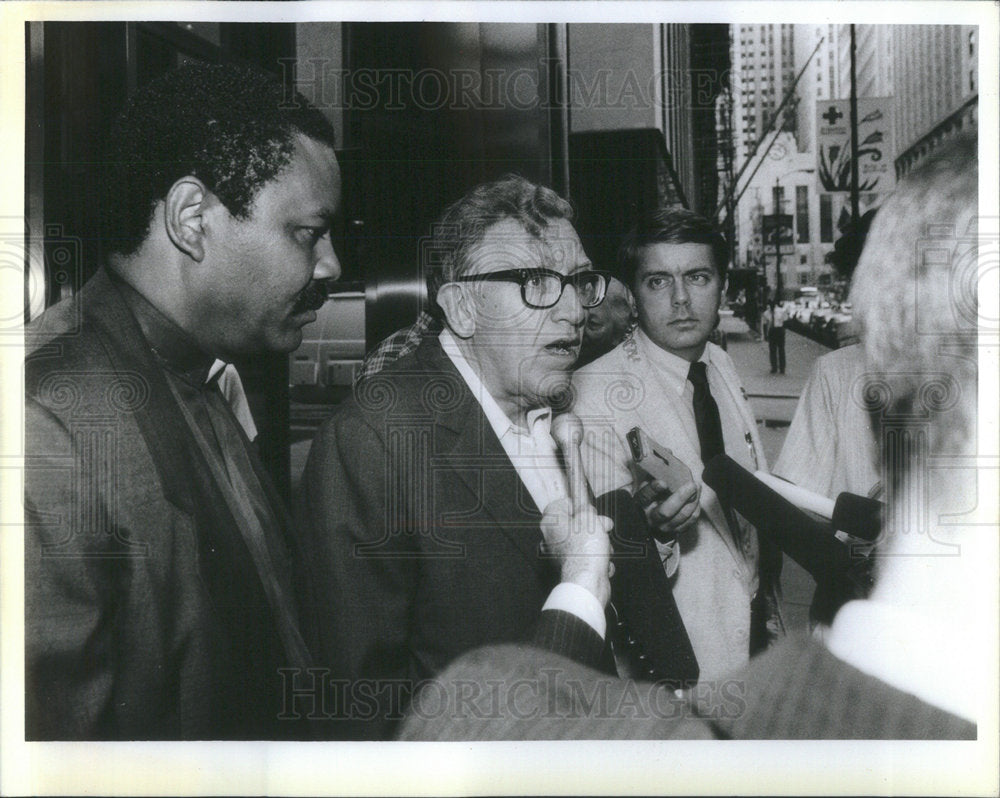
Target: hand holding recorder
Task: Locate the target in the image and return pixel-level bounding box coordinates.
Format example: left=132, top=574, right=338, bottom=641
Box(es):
left=626, top=427, right=700, bottom=541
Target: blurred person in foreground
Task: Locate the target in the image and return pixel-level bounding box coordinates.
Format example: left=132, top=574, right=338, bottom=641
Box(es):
left=398, top=131, right=983, bottom=740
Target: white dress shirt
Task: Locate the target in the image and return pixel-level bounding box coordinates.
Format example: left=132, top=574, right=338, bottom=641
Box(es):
left=209, top=360, right=258, bottom=442
left=439, top=329, right=606, bottom=638
left=635, top=329, right=756, bottom=472
left=573, top=329, right=765, bottom=681
left=826, top=599, right=977, bottom=722
left=634, top=330, right=759, bottom=679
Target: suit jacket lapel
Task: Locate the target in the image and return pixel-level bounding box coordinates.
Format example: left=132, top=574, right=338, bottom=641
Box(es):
left=80, top=270, right=299, bottom=661
left=414, top=339, right=546, bottom=569
left=81, top=270, right=201, bottom=513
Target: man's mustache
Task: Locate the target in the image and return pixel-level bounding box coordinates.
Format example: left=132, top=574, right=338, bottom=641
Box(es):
left=292, top=279, right=333, bottom=314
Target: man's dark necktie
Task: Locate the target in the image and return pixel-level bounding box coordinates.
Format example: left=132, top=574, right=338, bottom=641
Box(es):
left=688, top=360, right=771, bottom=653
left=687, top=360, right=725, bottom=464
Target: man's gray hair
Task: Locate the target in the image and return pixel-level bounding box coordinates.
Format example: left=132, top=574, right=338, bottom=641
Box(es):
left=850, top=131, right=978, bottom=461
left=428, top=174, right=574, bottom=293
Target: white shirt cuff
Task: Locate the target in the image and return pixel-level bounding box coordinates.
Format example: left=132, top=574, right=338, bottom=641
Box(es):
left=542, top=582, right=607, bottom=640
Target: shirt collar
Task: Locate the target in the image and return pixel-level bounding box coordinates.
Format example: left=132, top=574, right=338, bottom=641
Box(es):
left=826, top=599, right=977, bottom=723
left=635, top=327, right=711, bottom=397
left=439, top=328, right=549, bottom=437
left=110, top=270, right=218, bottom=386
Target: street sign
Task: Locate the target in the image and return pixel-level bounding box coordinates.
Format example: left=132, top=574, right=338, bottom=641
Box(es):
left=816, top=97, right=895, bottom=194
left=762, top=213, right=793, bottom=253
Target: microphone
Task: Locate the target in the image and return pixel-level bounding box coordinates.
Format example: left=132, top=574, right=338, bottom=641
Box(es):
left=553, top=413, right=614, bottom=579
left=753, top=471, right=834, bottom=517
left=831, top=492, right=883, bottom=543
left=552, top=413, right=592, bottom=512
left=751, top=470, right=882, bottom=542
left=702, top=455, right=855, bottom=584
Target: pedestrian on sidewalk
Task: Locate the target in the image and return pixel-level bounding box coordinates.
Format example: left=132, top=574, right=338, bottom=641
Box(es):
left=764, top=300, right=787, bottom=374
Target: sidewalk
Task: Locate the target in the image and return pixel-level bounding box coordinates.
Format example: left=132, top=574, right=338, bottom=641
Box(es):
left=719, top=316, right=826, bottom=475
left=722, top=318, right=831, bottom=426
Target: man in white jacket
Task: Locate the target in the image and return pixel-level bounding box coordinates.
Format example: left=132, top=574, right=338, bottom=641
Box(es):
left=572, top=208, right=782, bottom=685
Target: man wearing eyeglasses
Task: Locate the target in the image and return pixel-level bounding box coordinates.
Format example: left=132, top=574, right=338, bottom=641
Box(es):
left=297, top=175, right=617, bottom=738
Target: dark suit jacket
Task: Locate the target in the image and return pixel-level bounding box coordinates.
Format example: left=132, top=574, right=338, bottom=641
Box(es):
left=397, top=634, right=977, bottom=741
left=24, top=270, right=308, bottom=740
left=595, top=489, right=698, bottom=688
left=296, top=337, right=606, bottom=738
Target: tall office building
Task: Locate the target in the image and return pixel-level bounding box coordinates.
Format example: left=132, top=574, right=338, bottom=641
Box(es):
left=731, top=24, right=800, bottom=165
left=689, top=24, right=731, bottom=220
left=736, top=130, right=830, bottom=295
left=729, top=24, right=841, bottom=292
left=567, top=23, right=730, bottom=216
left=792, top=24, right=839, bottom=154
left=831, top=25, right=976, bottom=176
left=661, top=24, right=696, bottom=206
left=892, top=25, right=978, bottom=176
left=729, top=23, right=980, bottom=302
left=835, top=24, right=893, bottom=99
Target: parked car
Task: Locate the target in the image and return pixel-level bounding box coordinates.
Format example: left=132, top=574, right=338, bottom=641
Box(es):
left=827, top=302, right=857, bottom=347
left=809, top=304, right=835, bottom=336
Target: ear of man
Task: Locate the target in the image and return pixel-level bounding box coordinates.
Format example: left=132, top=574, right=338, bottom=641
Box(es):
left=436, top=282, right=477, bottom=338
left=622, top=282, right=637, bottom=317
left=163, top=177, right=211, bottom=262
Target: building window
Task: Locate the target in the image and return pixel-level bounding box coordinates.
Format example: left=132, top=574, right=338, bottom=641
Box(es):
left=800, top=255, right=808, bottom=265
left=796, top=186, right=810, bottom=243
left=970, top=70, right=976, bottom=92
left=772, top=184, right=785, bottom=212
left=820, top=194, right=834, bottom=243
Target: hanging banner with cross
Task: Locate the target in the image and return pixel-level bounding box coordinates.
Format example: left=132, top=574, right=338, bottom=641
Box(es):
left=816, top=97, right=895, bottom=194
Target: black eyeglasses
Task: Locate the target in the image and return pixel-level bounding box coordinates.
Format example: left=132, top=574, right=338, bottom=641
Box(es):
left=449, top=268, right=611, bottom=309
